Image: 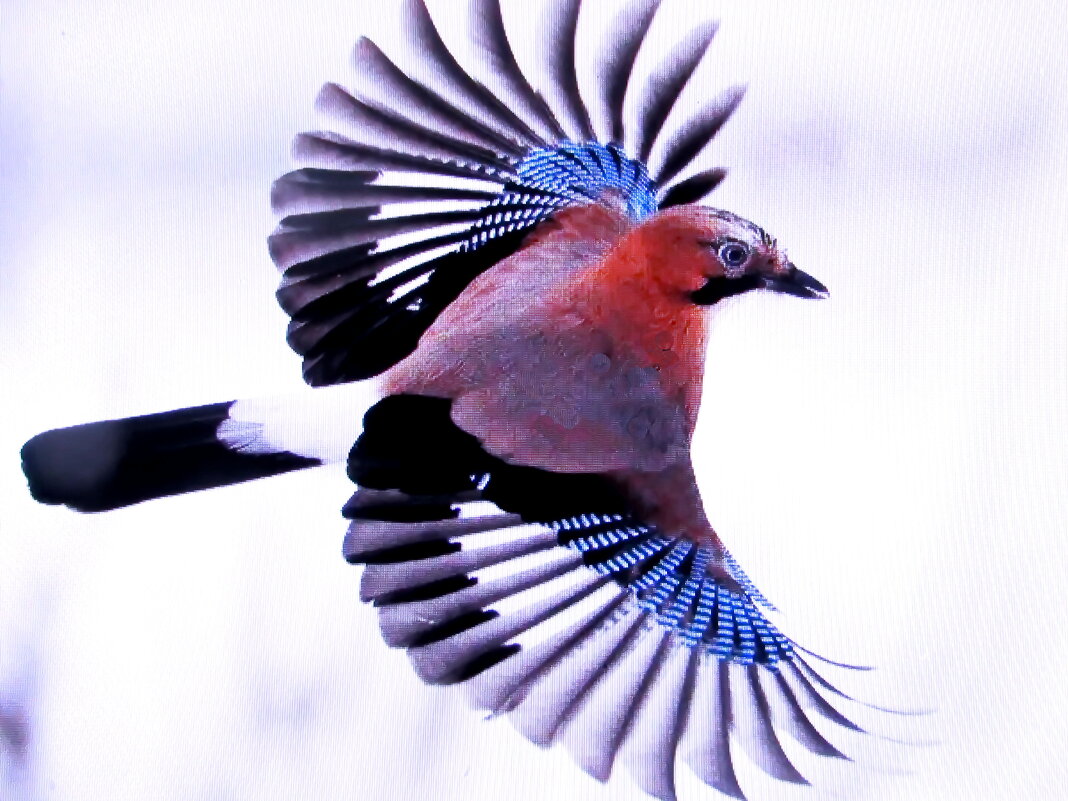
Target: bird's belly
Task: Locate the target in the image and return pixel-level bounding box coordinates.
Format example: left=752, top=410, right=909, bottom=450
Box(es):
left=385, top=324, right=694, bottom=474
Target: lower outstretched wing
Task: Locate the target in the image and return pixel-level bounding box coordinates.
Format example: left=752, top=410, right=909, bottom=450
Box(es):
left=343, top=394, right=907, bottom=800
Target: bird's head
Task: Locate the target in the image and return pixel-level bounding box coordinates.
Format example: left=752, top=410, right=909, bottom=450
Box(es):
left=631, top=206, right=828, bottom=305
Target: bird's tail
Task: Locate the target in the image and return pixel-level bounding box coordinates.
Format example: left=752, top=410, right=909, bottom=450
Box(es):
left=21, top=383, right=377, bottom=512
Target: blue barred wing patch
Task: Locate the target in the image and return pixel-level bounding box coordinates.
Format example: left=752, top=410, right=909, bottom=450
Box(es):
left=462, top=142, right=659, bottom=251
left=514, top=142, right=659, bottom=221
left=549, top=513, right=794, bottom=668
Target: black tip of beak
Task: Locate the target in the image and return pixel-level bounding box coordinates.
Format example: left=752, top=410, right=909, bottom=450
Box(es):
left=759, top=265, right=829, bottom=299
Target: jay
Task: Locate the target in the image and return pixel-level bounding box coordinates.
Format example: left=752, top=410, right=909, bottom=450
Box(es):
left=21, top=0, right=902, bottom=797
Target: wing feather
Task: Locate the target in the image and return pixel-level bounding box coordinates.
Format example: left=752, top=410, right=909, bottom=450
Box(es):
left=763, top=668, right=850, bottom=759
left=619, top=644, right=698, bottom=801
left=399, top=0, right=543, bottom=148
left=534, top=0, right=595, bottom=141
left=465, top=0, right=564, bottom=142
left=348, top=37, right=527, bottom=159
left=657, top=168, right=727, bottom=208
left=315, top=82, right=515, bottom=174
left=339, top=469, right=909, bottom=798
left=559, top=625, right=670, bottom=781
left=728, top=665, right=810, bottom=784
left=682, top=659, right=747, bottom=800
left=291, top=132, right=500, bottom=180
left=509, top=605, right=646, bottom=746
left=271, top=168, right=499, bottom=218
left=650, top=84, right=746, bottom=186
left=407, top=568, right=610, bottom=683
left=625, top=18, right=719, bottom=161
left=462, top=586, right=628, bottom=713
left=583, top=0, right=661, bottom=144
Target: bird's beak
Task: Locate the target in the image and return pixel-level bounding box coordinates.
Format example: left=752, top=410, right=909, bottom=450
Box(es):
left=759, top=264, right=829, bottom=299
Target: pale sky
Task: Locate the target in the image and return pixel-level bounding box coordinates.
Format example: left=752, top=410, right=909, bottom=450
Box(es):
left=2, top=1, right=1066, bottom=800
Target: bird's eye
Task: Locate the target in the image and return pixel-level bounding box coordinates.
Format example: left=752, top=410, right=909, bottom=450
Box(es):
left=717, top=242, right=750, bottom=270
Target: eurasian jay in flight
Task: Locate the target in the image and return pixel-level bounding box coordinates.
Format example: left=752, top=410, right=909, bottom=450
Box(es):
left=20, top=0, right=900, bottom=797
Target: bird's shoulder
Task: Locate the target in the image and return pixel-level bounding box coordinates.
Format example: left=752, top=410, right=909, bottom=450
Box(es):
left=415, top=203, right=632, bottom=344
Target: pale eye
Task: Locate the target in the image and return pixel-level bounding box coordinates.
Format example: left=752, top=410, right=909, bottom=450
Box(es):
left=718, top=242, right=750, bottom=270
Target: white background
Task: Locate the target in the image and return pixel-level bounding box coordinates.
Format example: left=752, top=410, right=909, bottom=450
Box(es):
left=2, top=1, right=1066, bottom=799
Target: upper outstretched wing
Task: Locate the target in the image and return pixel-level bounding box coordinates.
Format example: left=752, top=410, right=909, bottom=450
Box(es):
left=269, top=0, right=743, bottom=386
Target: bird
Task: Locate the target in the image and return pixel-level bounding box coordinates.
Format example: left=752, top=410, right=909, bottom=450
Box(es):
left=20, top=0, right=903, bottom=797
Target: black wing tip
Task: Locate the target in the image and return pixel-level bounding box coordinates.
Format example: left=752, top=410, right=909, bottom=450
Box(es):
left=342, top=487, right=463, bottom=522
left=793, top=655, right=931, bottom=721
left=791, top=642, right=876, bottom=671
left=658, top=168, right=727, bottom=208
left=654, top=84, right=747, bottom=185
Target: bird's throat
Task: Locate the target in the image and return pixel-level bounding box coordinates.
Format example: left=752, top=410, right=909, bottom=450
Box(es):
left=563, top=250, right=711, bottom=430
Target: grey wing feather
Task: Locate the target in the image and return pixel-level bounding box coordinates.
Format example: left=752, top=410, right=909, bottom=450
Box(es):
left=274, top=232, right=458, bottom=318
left=270, top=203, right=542, bottom=270
left=407, top=569, right=609, bottom=684
left=619, top=644, right=699, bottom=801
left=585, top=0, right=661, bottom=144
left=271, top=168, right=498, bottom=218
left=360, top=526, right=558, bottom=602
left=314, top=82, right=515, bottom=173
left=348, top=37, right=526, bottom=159
left=729, top=665, right=810, bottom=784
left=534, top=0, right=595, bottom=141
left=650, top=84, right=746, bottom=185
left=344, top=514, right=522, bottom=562
left=657, top=168, right=727, bottom=208
left=376, top=549, right=582, bottom=647
left=780, top=661, right=866, bottom=733
left=509, top=604, right=646, bottom=746
left=465, top=0, right=564, bottom=142
left=559, top=625, right=670, bottom=781
left=463, top=586, right=629, bottom=713
left=763, top=669, right=851, bottom=759
left=291, top=132, right=500, bottom=180
left=399, top=0, right=542, bottom=148
left=625, top=18, right=719, bottom=161
left=682, top=659, right=747, bottom=800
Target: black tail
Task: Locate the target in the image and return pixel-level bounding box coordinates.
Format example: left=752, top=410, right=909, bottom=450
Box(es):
left=21, top=402, right=321, bottom=513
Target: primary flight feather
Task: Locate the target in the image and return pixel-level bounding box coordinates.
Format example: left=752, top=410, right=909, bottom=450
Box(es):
left=20, top=1, right=902, bottom=798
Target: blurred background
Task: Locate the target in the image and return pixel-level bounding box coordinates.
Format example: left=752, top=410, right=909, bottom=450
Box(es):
left=2, top=0, right=1066, bottom=799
